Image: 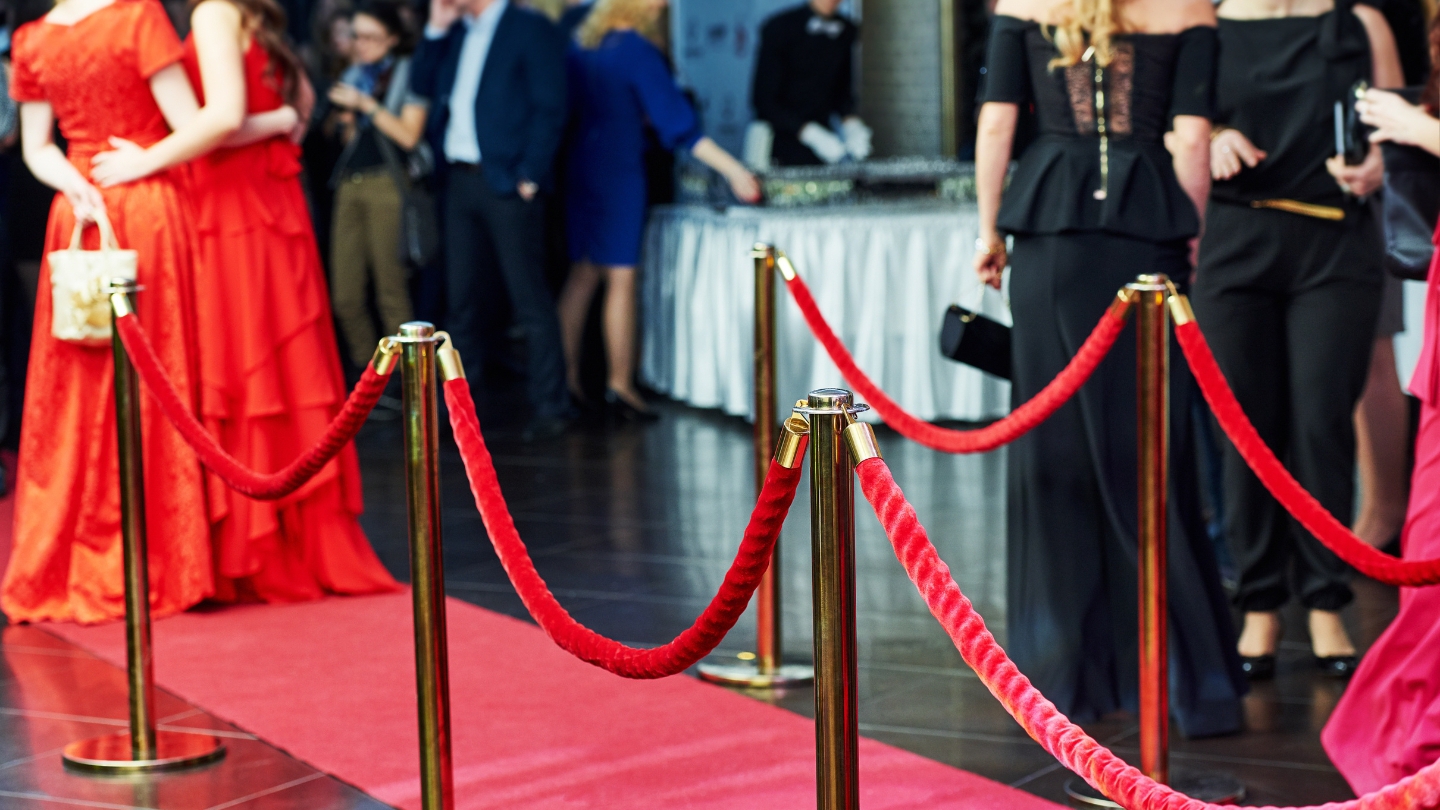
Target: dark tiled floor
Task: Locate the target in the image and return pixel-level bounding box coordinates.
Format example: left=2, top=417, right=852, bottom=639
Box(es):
left=0, top=625, right=389, bottom=809
left=348, top=383, right=1399, bottom=807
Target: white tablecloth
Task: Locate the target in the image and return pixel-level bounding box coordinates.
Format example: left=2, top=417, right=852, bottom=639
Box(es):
left=640, top=202, right=1012, bottom=423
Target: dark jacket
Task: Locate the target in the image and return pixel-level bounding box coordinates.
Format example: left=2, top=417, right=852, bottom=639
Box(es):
left=411, top=3, right=567, bottom=194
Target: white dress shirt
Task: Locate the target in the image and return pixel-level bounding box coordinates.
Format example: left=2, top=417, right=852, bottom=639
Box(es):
left=426, top=0, right=508, bottom=164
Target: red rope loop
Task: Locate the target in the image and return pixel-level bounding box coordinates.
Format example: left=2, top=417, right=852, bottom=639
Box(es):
left=855, top=456, right=1440, bottom=810
left=782, top=273, right=1130, bottom=454
left=443, top=378, right=804, bottom=679
left=1176, top=321, right=1440, bottom=588
left=114, top=313, right=391, bottom=501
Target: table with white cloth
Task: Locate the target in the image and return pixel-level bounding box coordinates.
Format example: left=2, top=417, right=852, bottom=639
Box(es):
left=639, top=201, right=1012, bottom=424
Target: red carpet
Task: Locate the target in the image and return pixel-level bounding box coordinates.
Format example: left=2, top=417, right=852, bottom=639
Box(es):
left=46, top=593, right=1060, bottom=809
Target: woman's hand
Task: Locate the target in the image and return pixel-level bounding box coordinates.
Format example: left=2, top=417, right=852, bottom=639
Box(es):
left=1360, top=88, right=1440, bottom=152
left=974, top=235, right=1007, bottom=290
left=726, top=168, right=761, bottom=204
left=89, top=137, right=158, bottom=188
left=62, top=177, right=106, bottom=223
left=1210, top=128, right=1266, bottom=180
left=328, top=83, right=379, bottom=116
left=1325, top=143, right=1384, bottom=197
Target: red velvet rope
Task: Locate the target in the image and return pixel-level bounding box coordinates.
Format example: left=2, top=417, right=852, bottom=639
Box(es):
left=1175, top=321, right=1440, bottom=588
left=782, top=274, right=1130, bottom=454
left=443, top=378, right=804, bottom=679
left=856, top=456, right=1440, bottom=809
left=114, top=313, right=390, bottom=501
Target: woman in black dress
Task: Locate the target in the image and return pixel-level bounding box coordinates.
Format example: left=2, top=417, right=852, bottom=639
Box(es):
left=1193, top=0, right=1402, bottom=679
left=974, top=0, right=1246, bottom=736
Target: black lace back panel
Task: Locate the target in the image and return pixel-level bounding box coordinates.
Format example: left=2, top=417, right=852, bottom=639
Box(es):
left=981, top=16, right=1218, bottom=241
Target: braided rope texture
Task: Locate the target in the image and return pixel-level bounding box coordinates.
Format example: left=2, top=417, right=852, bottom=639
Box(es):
left=1176, top=321, right=1440, bottom=587
left=783, top=274, right=1127, bottom=453
left=855, top=456, right=1440, bottom=810
left=114, top=313, right=390, bottom=501
left=443, top=378, right=803, bottom=679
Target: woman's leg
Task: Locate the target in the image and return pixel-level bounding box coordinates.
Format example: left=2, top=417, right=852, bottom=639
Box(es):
left=1354, top=337, right=1411, bottom=548
left=330, top=183, right=375, bottom=369
left=557, top=260, right=602, bottom=400
left=600, top=266, right=646, bottom=409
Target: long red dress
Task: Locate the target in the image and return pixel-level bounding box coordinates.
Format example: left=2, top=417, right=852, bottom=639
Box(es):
left=180, top=38, right=397, bottom=601
left=1322, top=217, right=1440, bottom=792
left=1, top=0, right=212, bottom=624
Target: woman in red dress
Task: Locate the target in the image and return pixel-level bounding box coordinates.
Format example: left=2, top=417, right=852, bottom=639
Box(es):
left=1, top=0, right=213, bottom=624
left=91, top=0, right=398, bottom=602
left=1320, top=17, right=1440, bottom=793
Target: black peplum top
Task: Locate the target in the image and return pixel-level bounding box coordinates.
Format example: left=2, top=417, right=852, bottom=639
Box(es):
left=982, top=16, right=1218, bottom=242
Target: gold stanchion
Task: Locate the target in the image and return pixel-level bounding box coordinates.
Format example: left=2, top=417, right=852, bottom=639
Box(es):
left=63, top=280, right=226, bottom=774
left=804, top=388, right=863, bottom=810
left=700, top=245, right=814, bottom=688
left=1067, top=277, right=1244, bottom=807
left=398, top=322, right=455, bottom=810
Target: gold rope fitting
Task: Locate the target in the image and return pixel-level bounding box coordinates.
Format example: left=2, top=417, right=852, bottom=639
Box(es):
left=372, top=337, right=401, bottom=376
left=435, top=331, right=466, bottom=382
left=776, top=252, right=798, bottom=282
left=110, top=291, right=134, bottom=319
left=1108, top=287, right=1139, bottom=320
left=1163, top=279, right=1196, bottom=325
left=844, top=421, right=882, bottom=464
left=774, top=415, right=811, bottom=468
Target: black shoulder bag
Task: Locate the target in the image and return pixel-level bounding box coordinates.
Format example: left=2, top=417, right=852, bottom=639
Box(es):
left=1378, top=88, right=1440, bottom=281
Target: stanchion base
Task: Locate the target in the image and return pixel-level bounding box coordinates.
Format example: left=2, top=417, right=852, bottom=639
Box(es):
left=62, top=731, right=227, bottom=774
left=697, top=659, right=814, bottom=688
left=1065, top=769, right=1244, bottom=807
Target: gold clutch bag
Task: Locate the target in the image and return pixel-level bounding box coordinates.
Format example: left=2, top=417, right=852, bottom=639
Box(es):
left=48, top=211, right=137, bottom=346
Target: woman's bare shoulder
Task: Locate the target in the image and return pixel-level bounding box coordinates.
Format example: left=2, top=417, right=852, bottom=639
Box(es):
left=994, top=0, right=1065, bottom=24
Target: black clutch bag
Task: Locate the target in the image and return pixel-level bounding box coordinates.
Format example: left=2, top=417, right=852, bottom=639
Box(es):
left=1380, top=88, right=1440, bottom=281
left=1337, top=80, right=1373, bottom=166
left=940, top=304, right=1012, bottom=381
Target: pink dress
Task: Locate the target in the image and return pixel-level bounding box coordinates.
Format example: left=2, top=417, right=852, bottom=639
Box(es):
left=1322, top=217, right=1440, bottom=793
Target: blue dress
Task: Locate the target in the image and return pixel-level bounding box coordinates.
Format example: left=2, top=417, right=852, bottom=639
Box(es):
left=566, top=31, right=703, bottom=266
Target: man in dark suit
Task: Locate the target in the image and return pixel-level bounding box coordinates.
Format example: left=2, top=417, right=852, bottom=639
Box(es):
left=412, top=0, right=573, bottom=440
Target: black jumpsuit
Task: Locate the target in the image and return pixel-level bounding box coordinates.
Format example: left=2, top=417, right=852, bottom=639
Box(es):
left=983, top=16, right=1247, bottom=737
left=1192, top=3, right=1382, bottom=615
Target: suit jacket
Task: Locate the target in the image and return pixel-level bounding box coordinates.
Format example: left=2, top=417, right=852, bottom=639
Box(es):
left=412, top=4, right=567, bottom=194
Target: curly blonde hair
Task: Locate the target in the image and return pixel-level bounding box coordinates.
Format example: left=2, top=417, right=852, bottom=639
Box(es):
left=1046, top=0, right=1127, bottom=70
left=576, top=0, right=666, bottom=50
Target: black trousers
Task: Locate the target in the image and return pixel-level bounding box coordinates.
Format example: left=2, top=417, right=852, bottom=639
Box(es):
left=443, top=167, right=570, bottom=418
left=1008, top=232, right=1245, bottom=738
left=1191, top=202, right=1383, bottom=612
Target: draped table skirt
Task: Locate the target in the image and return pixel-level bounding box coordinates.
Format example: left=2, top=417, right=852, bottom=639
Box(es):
left=640, top=202, right=1011, bottom=423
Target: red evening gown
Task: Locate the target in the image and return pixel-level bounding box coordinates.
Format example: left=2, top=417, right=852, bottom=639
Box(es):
left=1322, top=217, right=1440, bottom=792
left=0, top=0, right=212, bottom=624
left=180, top=38, right=397, bottom=601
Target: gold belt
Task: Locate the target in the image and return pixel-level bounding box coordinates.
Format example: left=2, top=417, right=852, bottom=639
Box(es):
left=1249, top=199, right=1346, bottom=221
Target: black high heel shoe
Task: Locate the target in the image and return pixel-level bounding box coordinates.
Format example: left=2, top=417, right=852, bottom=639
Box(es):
left=1315, top=655, right=1359, bottom=679
left=605, top=389, right=659, bottom=423
left=1240, top=655, right=1276, bottom=681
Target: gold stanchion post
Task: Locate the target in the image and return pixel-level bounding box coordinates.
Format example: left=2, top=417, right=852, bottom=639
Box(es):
left=1067, top=277, right=1244, bottom=807
left=398, top=322, right=455, bottom=810
left=699, top=245, right=814, bottom=689
left=63, top=280, right=226, bottom=774
left=805, top=388, right=862, bottom=810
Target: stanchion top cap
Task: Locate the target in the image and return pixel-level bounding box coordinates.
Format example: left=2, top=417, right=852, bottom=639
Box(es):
left=1127, top=274, right=1170, bottom=292
left=798, top=389, right=871, bottom=416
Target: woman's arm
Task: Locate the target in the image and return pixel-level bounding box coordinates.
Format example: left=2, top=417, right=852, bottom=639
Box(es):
left=1324, top=4, right=1405, bottom=196
left=221, top=106, right=301, bottom=148
left=974, top=101, right=1017, bottom=289
left=89, top=0, right=249, bottom=186
left=329, top=83, right=427, bottom=151
left=1169, top=115, right=1212, bottom=226
left=19, top=101, right=105, bottom=219
left=1360, top=89, right=1440, bottom=156
left=690, top=137, right=761, bottom=203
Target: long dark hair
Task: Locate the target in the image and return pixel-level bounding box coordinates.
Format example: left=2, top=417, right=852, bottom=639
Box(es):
left=1426, top=12, right=1440, bottom=113
left=354, top=0, right=415, bottom=55
left=189, top=0, right=307, bottom=106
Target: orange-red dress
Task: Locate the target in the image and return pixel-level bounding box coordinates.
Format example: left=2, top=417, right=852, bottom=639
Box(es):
left=180, top=37, right=397, bottom=601
left=1, top=0, right=212, bottom=624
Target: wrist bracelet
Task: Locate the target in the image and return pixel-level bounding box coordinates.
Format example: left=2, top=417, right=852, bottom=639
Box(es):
left=975, top=237, right=1004, bottom=256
